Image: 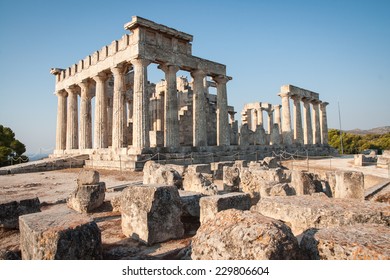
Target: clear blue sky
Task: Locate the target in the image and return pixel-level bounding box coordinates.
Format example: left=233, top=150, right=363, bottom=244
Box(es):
left=0, top=0, right=389, bottom=154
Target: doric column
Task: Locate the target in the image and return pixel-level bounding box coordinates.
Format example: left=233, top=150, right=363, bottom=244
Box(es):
left=273, top=105, right=282, bottom=133
left=311, top=100, right=321, bottom=144
left=302, top=98, right=313, bottom=145
left=320, top=101, right=329, bottom=144
left=267, top=110, right=274, bottom=134
left=291, top=95, right=304, bottom=145
left=278, top=92, right=293, bottom=145
left=160, top=64, right=179, bottom=147
left=257, top=108, right=263, bottom=127
left=213, top=75, right=230, bottom=146
left=111, top=65, right=128, bottom=150
left=131, top=58, right=151, bottom=148
left=93, top=73, right=108, bottom=149
left=251, top=110, right=258, bottom=131
left=55, top=90, right=67, bottom=151
left=191, top=69, right=207, bottom=146
left=65, top=86, right=78, bottom=150
left=79, top=80, right=92, bottom=149
left=106, top=81, right=114, bottom=147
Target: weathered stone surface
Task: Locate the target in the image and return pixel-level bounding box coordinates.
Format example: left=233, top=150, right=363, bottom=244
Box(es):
left=291, top=170, right=322, bottom=195
left=192, top=209, right=299, bottom=260
left=121, top=185, right=184, bottom=245
left=0, top=197, right=40, bottom=229
left=19, top=207, right=102, bottom=259
left=301, top=224, right=390, bottom=260
left=0, top=249, right=20, bottom=260
left=143, top=161, right=183, bottom=189
left=199, top=193, right=251, bottom=224
left=211, top=161, right=234, bottom=180
left=223, top=166, right=240, bottom=192
left=268, top=183, right=296, bottom=196
left=335, top=171, right=364, bottom=201
left=262, top=157, right=278, bottom=168
left=183, top=170, right=218, bottom=195
left=77, top=169, right=99, bottom=186
left=111, top=194, right=122, bottom=212
left=179, top=190, right=202, bottom=234
left=187, top=164, right=211, bottom=174
left=253, top=196, right=390, bottom=235
left=67, top=182, right=106, bottom=213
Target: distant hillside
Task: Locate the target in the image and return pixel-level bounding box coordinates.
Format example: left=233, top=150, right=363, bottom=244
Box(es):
left=345, top=126, right=390, bottom=135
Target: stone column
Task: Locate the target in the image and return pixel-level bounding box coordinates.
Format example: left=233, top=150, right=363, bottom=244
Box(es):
left=55, top=90, right=67, bottom=151
left=93, top=73, right=108, bottom=149
left=131, top=58, right=151, bottom=149
left=302, top=98, right=313, bottom=145
left=257, top=108, right=263, bottom=127
left=106, top=81, right=114, bottom=147
left=213, top=75, right=230, bottom=146
left=251, top=110, right=258, bottom=131
left=161, top=64, right=179, bottom=147
left=278, top=92, right=292, bottom=145
left=66, top=86, right=78, bottom=150
left=111, top=65, right=128, bottom=150
left=291, top=95, right=304, bottom=145
left=273, top=105, right=282, bottom=133
left=267, top=110, right=274, bottom=134
left=312, top=100, right=321, bottom=144
left=320, top=101, right=329, bottom=144
left=78, top=80, right=92, bottom=149
left=191, top=69, right=207, bottom=146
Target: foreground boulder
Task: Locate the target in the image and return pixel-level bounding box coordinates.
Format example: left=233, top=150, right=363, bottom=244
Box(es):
left=301, top=224, right=390, bottom=260
left=67, top=182, right=106, bottom=213
left=121, top=185, right=184, bottom=245
left=143, top=161, right=183, bottom=189
left=19, top=207, right=102, bottom=259
left=0, top=197, right=40, bottom=229
left=291, top=171, right=322, bottom=195
left=254, top=196, right=390, bottom=235
left=191, top=209, right=299, bottom=260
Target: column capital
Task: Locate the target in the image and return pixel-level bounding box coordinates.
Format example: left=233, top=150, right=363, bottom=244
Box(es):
left=278, top=92, right=291, bottom=98
left=191, top=69, right=206, bottom=79
left=310, top=99, right=321, bottom=106
left=65, top=85, right=78, bottom=95
left=290, top=94, right=302, bottom=102
left=130, top=58, right=151, bottom=68
left=111, top=64, right=128, bottom=76
left=301, top=97, right=313, bottom=104
left=158, top=63, right=180, bottom=74
left=56, top=89, right=68, bottom=97
left=212, top=75, right=231, bottom=84
left=320, top=101, right=329, bottom=108
left=272, top=104, right=282, bottom=110
left=92, top=72, right=109, bottom=83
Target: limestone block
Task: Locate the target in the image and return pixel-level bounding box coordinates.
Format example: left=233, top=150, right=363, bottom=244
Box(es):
left=183, top=171, right=218, bottom=195
left=234, top=160, right=247, bottom=170
left=121, top=185, right=184, bottom=245
left=143, top=161, right=184, bottom=188
left=211, top=161, right=234, bottom=180
left=268, top=183, right=296, bottom=196
left=199, top=193, right=251, bottom=224
left=67, top=182, right=106, bottom=213
left=301, top=224, right=390, bottom=260
left=223, top=166, right=240, bottom=192
left=179, top=190, right=202, bottom=234
left=335, top=171, right=364, bottom=201
left=110, top=194, right=122, bottom=212
left=253, top=125, right=267, bottom=145
left=262, top=157, right=278, bottom=169
left=291, top=171, right=322, bottom=195
left=253, top=196, right=390, bottom=235
left=19, top=207, right=102, bottom=260
left=270, top=124, right=282, bottom=145
left=325, top=171, right=336, bottom=197
left=77, top=169, right=99, bottom=186
left=187, top=164, right=211, bottom=174
left=0, top=197, right=40, bottom=229
left=354, top=154, right=363, bottom=166
left=192, top=209, right=300, bottom=260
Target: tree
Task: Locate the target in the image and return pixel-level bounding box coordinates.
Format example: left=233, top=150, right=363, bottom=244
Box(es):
left=0, top=125, right=28, bottom=166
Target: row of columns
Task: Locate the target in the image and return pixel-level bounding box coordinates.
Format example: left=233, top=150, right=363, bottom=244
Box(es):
left=279, top=92, right=329, bottom=145
left=55, top=58, right=231, bottom=152
left=247, top=105, right=281, bottom=135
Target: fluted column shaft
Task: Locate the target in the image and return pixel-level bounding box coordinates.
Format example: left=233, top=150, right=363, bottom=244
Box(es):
left=279, top=92, right=292, bottom=144
left=111, top=65, right=127, bottom=150
left=55, top=91, right=67, bottom=151
left=191, top=70, right=207, bottom=146
left=161, top=64, right=179, bottom=147
left=66, top=87, right=78, bottom=150
left=93, top=73, right=108, bottom=149
left=214, top=75, right=230, bottom=146
left=267, top=111, right=274, bottom=134
left=257, top=108, right=263, bottom=127
left=302, top=98, right=313, bottom=145
left=312, top=100, right=321, bottom=144
left=320, top=102, right=329, bottom=144
left=79, top=80, right=92, bottom=149
left=131, top=58, right=151, bottom=148
left=291, top=96, right=304, bottom=145
left=273, top=105, right=282, bottom=133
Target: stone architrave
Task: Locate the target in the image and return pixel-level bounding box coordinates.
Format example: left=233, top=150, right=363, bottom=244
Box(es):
left=191, top=70, right=207, bottom=146
left=55, top=90, right=67, bottom=151
left=78, top=79, right=92, bottom=149
left=311, top=100, right=321, bottom=144
left=92, top=73, right=108, bottom=149
left=160, top=64, right=180, bottom=147
left=131, top=58, right=151, bottom=149
left=120, top=185, right=184, bottom=245
left=291, top=95, right=303, bottom=145
left=213, top=75, right=230, bottom=146
left=320, top=102, right=329, bottom=144
left=278, top=92, right=292, bottom=145
left=302, top=98, right=313, bottom=145
left=111, top=65, right=128, bottom=150
left=65, top=86, right=79, bottom=150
